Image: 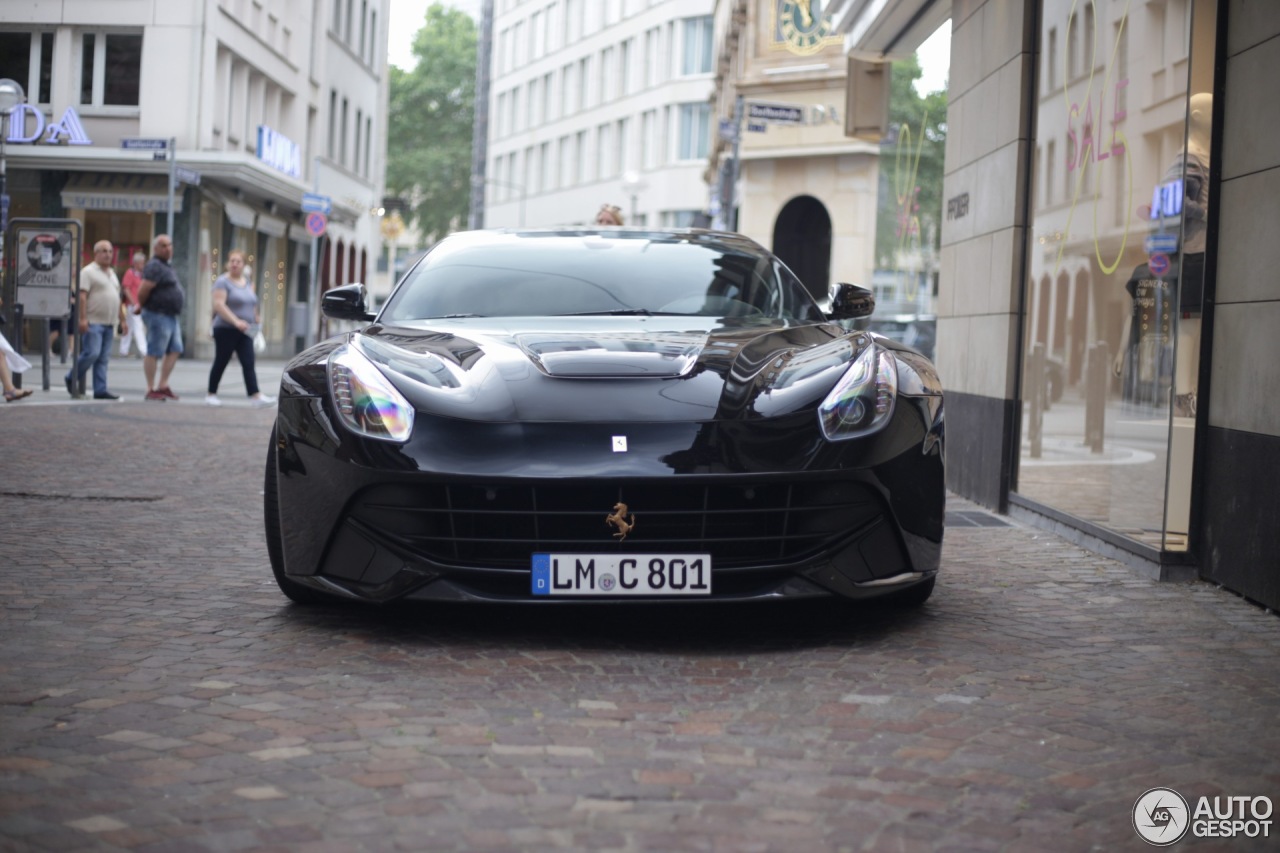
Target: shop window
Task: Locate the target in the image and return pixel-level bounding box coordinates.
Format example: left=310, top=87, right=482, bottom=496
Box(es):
left=1016, top=0, right=1218, bottom=553
left=79, top=32, right=142, bottom=107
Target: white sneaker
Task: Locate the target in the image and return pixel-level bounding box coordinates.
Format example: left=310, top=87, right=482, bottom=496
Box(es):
left=251, top=394, right=276, bottom=408
left=205, top=394, right=222, bottom=406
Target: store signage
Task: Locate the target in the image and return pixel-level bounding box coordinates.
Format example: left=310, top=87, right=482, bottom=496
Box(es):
left=1151, top=178, right=1183, bottom=219
left=4, top=105, right=92, bottom=145
left=257, top=125, right=302, bottom=179
left=947, top=192, right=970, bottom=220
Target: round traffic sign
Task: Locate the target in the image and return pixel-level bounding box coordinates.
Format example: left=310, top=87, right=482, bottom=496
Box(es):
left=1148, top=252, right=1171, bottom=277
left=305, top=211, right=327, bottom=237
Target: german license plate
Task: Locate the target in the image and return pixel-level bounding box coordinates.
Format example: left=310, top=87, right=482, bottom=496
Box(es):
left=532, top=553, right=712, bottom=596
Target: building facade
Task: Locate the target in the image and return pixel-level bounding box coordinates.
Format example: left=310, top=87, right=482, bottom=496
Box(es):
left=707, top=0, right=881, bottom=301
left=483, top=0, right=717, bottom=229
left=0, top=0, right=389, bottom=359
left=829, top=0, right=1280, bottom=610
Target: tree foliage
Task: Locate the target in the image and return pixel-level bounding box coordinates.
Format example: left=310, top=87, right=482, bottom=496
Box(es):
left=386, top=4, right=477, bottom=244
left=875, top=54, right=948, bottom=270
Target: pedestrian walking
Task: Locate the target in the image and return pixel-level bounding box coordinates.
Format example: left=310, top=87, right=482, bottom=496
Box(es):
left=135, top=234, right=186, bottom=401
left=118, top=251, right=148, bottom=358
left=1, top=297, right=33, bottom=402
left=65, top=240, right=126, bottom=400
left=206, top=249, right=275, bottom=408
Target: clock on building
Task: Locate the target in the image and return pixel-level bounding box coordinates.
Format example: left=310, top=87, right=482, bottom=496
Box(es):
left=777, top=0, right=834, bottom=56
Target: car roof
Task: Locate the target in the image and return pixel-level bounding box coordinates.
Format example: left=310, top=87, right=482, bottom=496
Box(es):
left=438, top=227, right=770, bottom=255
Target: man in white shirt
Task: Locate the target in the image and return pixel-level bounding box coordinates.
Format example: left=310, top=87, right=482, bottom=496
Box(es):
left=66, top=240, right=126, bottom=400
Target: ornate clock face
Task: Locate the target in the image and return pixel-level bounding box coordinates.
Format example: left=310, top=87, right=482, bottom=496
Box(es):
left=778, top=0, right=833, bottom=56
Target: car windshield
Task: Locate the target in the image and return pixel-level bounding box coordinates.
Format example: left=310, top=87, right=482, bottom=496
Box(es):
left=381, top=230, right=825, bottom=323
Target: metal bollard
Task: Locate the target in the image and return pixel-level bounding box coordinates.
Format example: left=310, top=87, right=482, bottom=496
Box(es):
left=1085, top=341, right=1108, bottom=453
left=1028, top=342, right=1044, bottom=458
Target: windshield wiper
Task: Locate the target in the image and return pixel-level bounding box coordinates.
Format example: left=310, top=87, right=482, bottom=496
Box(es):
left=438, top=313, right=486, bottom=318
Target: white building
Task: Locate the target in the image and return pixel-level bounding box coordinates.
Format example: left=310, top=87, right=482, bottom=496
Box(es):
left=484, top=0, right=716, bottom=229
left=0, top=0, right=390, bottom=358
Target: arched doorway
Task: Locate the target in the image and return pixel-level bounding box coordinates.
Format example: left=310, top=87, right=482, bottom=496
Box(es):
left=771, top=196, right=832, bottom=301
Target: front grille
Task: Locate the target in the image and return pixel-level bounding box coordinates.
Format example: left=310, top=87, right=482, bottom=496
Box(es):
left=351, top=479, right=883, bottom=569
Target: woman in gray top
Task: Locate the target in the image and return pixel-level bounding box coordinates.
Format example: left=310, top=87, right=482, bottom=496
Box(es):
left=206, top=249, right=275, bottom=407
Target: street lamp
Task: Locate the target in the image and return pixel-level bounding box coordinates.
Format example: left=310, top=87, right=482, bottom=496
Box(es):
left=621, top=170, right=648, bottom=225
left=0, top=78, right=25, bottom=330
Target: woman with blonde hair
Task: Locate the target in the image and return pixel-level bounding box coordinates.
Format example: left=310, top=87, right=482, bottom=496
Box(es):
left=206, top=249, right=275, bottom=407
left=594, top=204, right=624, bottom=226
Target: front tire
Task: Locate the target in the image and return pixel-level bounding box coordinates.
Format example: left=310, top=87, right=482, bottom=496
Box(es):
left=264, top=427, right=327, bottom=604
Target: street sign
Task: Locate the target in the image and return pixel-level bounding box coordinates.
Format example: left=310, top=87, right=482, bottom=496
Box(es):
left=175, top=166, right=201, bottom=186
left=1145, top=233, right=1178, bottom=255
left=1148, top=252, right=1171, bottom=277
left=305, top=211, right=327, bottom=237
left=302, top=193, right=332, bottom=215
left=718, top=119, right=739, bottom=143
left=122, top=138, right=168, bottom=150
left=747, top=121, right=768, bottom=133
left=13, top=225, right=77, bottom=319
left=747, top=102, right=805, bottom=124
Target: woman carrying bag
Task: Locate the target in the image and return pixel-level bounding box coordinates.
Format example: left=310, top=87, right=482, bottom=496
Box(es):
left=206, top=249, right=275, bottom=408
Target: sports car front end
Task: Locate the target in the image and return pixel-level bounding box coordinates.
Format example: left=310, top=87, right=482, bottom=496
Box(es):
left=265, top=228, right=944, bottom=606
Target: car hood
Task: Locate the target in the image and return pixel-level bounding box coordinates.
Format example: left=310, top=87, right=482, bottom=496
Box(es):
left=353, top=317, right=872, bottom=423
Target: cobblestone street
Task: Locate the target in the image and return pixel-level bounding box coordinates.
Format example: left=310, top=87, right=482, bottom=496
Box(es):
left=1, top=363, right=1278, bottom=851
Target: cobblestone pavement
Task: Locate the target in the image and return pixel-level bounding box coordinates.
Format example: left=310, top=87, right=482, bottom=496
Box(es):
left=1, top=369, right=1278, bottom=852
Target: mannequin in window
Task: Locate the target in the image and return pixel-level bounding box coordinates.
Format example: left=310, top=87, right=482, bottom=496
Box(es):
left=1167, top=92, right=1211, bottom=417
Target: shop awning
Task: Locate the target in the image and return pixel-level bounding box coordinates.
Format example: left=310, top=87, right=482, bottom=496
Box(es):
left=60, top=173, right=185, bottom=214
left=256, top=213, right=287, bottom=238
left=829, top=0, right=951, bottom=60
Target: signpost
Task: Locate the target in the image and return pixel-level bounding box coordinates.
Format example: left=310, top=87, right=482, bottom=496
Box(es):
left=304, top=211, right=327, bottom=237
left=746, top=102, right=806, bottom=124
left=1145, top=233, right=1178, bottom=255
left=6, top=218, right=81, bottom=390
left=302, top=192, right=332, bottom=215
left=302, top=191, right=331, bottom=349
left=175, top=166, right=201, bottom=186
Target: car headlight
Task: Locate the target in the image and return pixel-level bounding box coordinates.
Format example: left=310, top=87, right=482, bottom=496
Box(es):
left=328, top=344, right=415, bottom=442
left=818, top=343, right=897, bottom=441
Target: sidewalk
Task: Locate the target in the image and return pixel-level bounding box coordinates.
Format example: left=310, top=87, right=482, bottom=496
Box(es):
left=10, top=349, right=288, bottom=408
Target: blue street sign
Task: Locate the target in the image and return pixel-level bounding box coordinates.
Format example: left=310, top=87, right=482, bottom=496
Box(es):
left=1145, top=233, right=1179, bottom=255
left=747, top=102, right=805, bottom=124
left=122, top=138, right=168, bottom=150
left=302, top=193, right=332, bottom=215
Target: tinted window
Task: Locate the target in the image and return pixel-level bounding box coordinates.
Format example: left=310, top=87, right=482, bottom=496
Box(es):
left=383, top=232, right=825, bottom=323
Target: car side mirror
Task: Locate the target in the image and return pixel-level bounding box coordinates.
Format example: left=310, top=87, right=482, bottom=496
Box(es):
left=322, top=283, right=376, bottom=321
left=827, top=282, right=875, bottom=320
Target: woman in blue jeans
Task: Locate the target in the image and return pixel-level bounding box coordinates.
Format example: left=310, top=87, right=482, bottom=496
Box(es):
left=205, top=250, right=275, bottom=407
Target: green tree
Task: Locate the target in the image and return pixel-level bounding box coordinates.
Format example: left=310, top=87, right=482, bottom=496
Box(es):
left=875, top=54, right=948, bottom=270
left=386, top=4, right=477, bottom=243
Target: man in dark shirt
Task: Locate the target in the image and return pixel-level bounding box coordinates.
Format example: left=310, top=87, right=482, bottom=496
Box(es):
left=134, top=234, right=186, bottom=401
